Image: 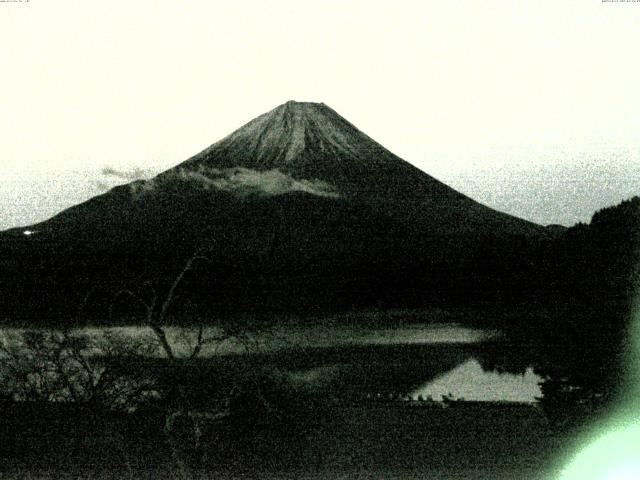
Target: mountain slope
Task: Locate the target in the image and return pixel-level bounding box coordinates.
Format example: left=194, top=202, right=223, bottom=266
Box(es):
left=1, top=101, right=546, bottom=325
left=9, top=101, right=540, bottom=239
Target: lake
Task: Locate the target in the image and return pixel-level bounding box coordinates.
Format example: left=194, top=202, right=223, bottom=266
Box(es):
left=0, top=323, right=543, bottom=403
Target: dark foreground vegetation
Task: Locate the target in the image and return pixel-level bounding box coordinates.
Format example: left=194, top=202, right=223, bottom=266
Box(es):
left=0, top=326, right=572, bottom=479
left=0, top=397, right=568, bottom=479
left=0, top=326, right=609, bottom=479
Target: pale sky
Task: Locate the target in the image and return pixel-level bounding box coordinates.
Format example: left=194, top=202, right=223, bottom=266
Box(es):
left=1, top=0, right=640, bottom=230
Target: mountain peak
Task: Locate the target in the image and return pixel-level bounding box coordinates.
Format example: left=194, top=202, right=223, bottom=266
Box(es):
left=283, top=99, right=325, bottom=107
left=276, top=100, right=331, bottom=123
left=175, top=101, right=443, bottom=200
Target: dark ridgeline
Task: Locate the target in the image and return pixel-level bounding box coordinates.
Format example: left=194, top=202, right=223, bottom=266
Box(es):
left=533, top=197, right=639, bottom=422
left=476, top=196, right=640, bottom=427
left=0, top=101, right=548, bottom=325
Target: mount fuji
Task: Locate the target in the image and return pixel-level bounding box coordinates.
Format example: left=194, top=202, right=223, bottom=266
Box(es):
left=1, top=101, right=547, bottom=325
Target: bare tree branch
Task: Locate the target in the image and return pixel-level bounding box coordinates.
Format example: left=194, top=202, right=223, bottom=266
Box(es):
left=156, top=254, right=210, bottom=328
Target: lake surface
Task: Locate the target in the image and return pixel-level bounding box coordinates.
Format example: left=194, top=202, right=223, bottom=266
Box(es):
left=410, top=359, right=542, bottom=402
left=1, top=323, right=543, bottom=403
left=157, top=323, right=542, bottom=402
left=78, top=322, right=494, bottom=354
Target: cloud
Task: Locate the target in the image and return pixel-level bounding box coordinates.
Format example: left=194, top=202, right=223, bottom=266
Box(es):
left=93, top=181, right=111, bottom=192
left=101, top=167, right=150, bottom=181
left=127, top=166, right=340, bottom=199
left=93, top=166, right=154, bottom=192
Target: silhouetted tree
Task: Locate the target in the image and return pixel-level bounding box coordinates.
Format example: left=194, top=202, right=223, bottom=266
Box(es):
left=0, top=329, right=159, bottom=409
